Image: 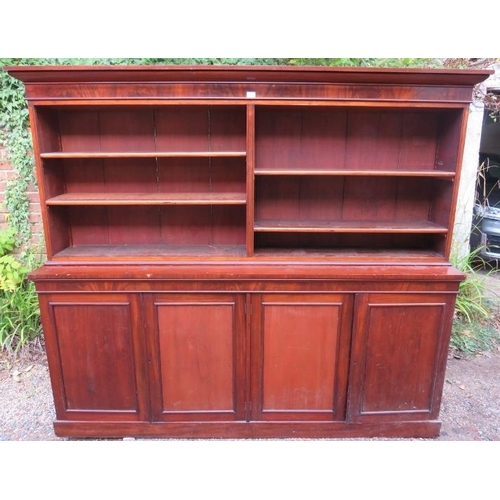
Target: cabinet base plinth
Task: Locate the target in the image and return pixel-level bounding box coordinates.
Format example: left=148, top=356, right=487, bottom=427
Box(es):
left=53, top=420, right=442, bottom=440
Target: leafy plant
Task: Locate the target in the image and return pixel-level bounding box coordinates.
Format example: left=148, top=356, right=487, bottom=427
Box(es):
left=450, top=246, right=500, bottom=355
left=0, top=229, right=41, bottom=353
left=452, top=247, right=493, bottom=322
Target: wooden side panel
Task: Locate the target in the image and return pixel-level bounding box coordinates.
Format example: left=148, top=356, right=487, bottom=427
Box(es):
left=349, top=293, right=455, bottom=422
left=252, top=294, right=352, bottom=421
left=148, top=294, right=245, bottom=421
left=40, top=293, right=148, bottom=421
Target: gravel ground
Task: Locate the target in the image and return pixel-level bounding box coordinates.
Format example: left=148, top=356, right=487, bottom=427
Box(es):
left=1, top=346, right=500, bottom=441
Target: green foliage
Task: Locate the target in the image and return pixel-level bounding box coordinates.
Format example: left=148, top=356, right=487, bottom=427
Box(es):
left=286, top=58, right=440, bottom=68
left=450, top=247, right=500, bottom=355
left=0, top=229, right=41, bottom=353
left=0, top=61, right=35, bottom=246
left=451, top=248, right=493, bottom=323
left=0, top=228, right=25, bottom=291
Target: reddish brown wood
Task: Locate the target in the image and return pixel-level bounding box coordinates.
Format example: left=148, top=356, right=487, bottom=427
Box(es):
left=38, top=293, right=149, bottom=422
left=251, top=294, right=352, bottom=421
left=348, top=293, right=456, bottom=422
left=46, top=192, right=247, bottom=205
left=146, top=294, right=246, bottom=421
left=7, top=64, right=491, bottom=439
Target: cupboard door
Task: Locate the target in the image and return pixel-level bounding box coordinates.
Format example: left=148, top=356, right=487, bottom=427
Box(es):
left=39, top=293, right=148, bottom=422
left=251, top=294, right=353, bottom=421
left=348, top=293, right=456, bottom=422
left=146, top=294, right=246, bottom=421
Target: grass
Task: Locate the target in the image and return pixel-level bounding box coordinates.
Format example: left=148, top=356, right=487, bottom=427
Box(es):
left=451, top=316, right=500, bottom=355
left=450, top=247, right=500, bottom=356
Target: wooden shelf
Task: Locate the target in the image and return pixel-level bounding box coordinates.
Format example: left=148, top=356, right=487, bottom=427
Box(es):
left=254, top=169, right=455, bottom=178
left=53, top=244, right=247, bottom=259
left=254, top=220, right=448, bottom=234
left=46, top=193, right=247, bottom=206
left=41, top=151, right=247, bottom=159
left=253, top=247, right=446, bottom=261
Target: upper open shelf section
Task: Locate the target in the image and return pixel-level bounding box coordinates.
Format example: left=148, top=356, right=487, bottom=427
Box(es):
left=6, top=64, right=492, bottom=263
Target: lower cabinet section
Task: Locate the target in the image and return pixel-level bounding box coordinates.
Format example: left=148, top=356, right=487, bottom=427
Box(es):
left=37, top=286, right=458, bottom=439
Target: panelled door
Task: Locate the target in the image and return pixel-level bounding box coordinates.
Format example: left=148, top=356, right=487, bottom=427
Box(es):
left=250, top=293, right=353, bottom=421
left=146, top=293, right=246, bottom=422
left=39, top=293, right=149, bottom=422
left=348, top=293, right=456, bottom=423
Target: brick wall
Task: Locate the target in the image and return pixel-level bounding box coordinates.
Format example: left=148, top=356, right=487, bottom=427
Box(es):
left=0, top=142, right=43, bottom=249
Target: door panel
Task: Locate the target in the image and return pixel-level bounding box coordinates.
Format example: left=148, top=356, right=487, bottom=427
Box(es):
left=251, top=294, right=352, bottom=421
left=147, top=294, right=246, bottom=421
left=349, top=293, right=456, bottom=422
left=39, top=293, right=148, bottom=421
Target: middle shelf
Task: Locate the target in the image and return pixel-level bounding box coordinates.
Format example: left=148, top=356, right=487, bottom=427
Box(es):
left=254, top=220, right=448, bottom=234
left=46, top=193, right=247, bottom=206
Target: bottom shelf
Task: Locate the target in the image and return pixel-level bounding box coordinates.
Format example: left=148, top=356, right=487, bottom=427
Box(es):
left=50, top=244, right=445, bottom=263
left=53, top=244, right=248, bottom=260
left=253, top=247, right=445, bottom=262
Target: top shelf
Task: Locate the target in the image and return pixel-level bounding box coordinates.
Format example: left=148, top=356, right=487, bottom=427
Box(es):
left=254, top=169, right=455, bottom=178
left=40, top=151, right=247, bottom=159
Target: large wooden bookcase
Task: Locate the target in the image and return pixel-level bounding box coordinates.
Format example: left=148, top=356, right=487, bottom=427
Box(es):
left=7, top=65, right=491, bottom=439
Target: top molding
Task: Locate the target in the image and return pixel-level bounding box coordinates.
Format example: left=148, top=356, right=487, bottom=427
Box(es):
left=4, top=65, right=494, bottom=104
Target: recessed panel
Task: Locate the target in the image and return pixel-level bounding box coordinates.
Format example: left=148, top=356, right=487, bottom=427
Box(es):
left=261, top=302, right=340, bottom=411
left=53, top=302, right=138, bottom=411
left=360, top=303, right=444, bottom=414
left=157, top=303, right=236, bottom=412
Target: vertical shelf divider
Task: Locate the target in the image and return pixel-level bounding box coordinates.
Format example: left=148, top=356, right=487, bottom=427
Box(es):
left=246, top=104, right=255, bottom=257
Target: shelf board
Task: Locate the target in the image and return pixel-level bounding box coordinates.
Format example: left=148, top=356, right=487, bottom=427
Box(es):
left=46, top=192, right=247, bottom=206
left=254, top=219, right=448, bottom=234
left=254, top=247, right=446, bottom=261
left=254, top=169, right=455, bottom=178
left=53, top=244, right=247, bottom=259
left=41, top=151, right=247, bottom=159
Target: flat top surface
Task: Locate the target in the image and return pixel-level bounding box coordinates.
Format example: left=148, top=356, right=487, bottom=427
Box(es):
left=29, top=262, right=466, bottom=281
left=4, top=64, right=493, bottom=86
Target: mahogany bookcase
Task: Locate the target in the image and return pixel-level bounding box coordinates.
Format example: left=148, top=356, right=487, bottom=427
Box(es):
left=6, top=65, right=491, bottom=438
